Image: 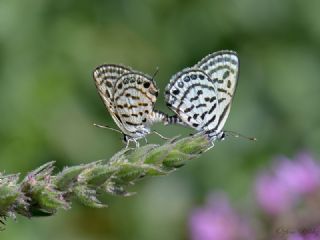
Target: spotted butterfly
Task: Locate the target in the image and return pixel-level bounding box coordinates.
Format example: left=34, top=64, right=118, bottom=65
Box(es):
left=165, top=50, right=239, bottom=143
left=93, top=64, right=167, bottom=147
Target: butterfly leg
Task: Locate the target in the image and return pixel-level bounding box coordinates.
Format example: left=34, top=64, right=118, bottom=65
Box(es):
left=93, top=123, right=122, bottom=134
left=152, top=130, right=170, bottom=140
left=209, top=141, right=215, bottom=150
left=125, top=140, right=130, bottom=149
left=123, top=135, right=131, bottom=149
left=133, top=138, right=140, bottom=148
left=203, top=142, right=215, bottom=153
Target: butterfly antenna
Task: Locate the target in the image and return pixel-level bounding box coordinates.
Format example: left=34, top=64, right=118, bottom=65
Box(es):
left=152, top=66, right=160, bottom=80
left=152, top=130, right=170, bottom=140
left=225, top=130, right=257, bottom=141
left=93, top=123, right=123, bottom=134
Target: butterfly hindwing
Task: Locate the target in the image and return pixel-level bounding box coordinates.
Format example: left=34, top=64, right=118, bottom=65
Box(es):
left=93, top=64, right=132, bottom=133
left=195, top=50, right=239, bottom=133
left=165, top=50, right=239, bottom=139
left=113, top=72, right=158, bottom=135
left=93, top=64, right=132, bottom=112
left=165, top=68, right=220, bottom=131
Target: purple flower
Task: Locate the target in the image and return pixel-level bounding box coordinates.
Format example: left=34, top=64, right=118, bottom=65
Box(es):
left=255, top=173, right=294, bottom=214
left=289, top=234, right=319, bottom=240
left=189, top=194, right=254, bottom=240
left=277, top=153, right=320, bottom=194
left=255, top=152, right=320, bottom=215
left=288, top=229, right=320, bottom=240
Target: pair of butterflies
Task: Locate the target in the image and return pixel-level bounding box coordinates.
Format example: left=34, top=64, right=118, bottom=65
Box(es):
left=93, top=50, right=240, bottom=148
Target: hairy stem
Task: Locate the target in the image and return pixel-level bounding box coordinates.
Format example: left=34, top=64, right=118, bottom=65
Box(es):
left=0, top=134, right=210, bottom=228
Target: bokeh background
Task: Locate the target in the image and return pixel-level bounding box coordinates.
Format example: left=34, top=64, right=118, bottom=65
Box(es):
left=1, top=0, right=320, bottom=239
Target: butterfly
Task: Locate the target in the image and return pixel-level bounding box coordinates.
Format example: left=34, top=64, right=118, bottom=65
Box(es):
left=93, top=64, right=168, bottom=147
left=165, top=50, right=241, bottom=145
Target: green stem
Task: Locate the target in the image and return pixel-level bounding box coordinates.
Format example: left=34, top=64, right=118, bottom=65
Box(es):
left=0, top=134, right=210, bottom=228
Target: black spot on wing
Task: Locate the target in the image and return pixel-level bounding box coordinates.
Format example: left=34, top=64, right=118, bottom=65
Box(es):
left=203, top=114, right=216, bottom=128
left=213, top=78, right=224, bottom=84
left=200, top=111, right=208, bottom=120
left=218, top=98, right=226, bottom=104
left=173, top=89, right=180, bottom=95
left=195, top=103, right=207, bottom=109
left=208, top=103, right=217, bottom=114
left=178, top=82, right=184, bottom=88
left=184, top=105, right=194, bottom=113
left=138, top=103, right=148, bottom=107
left=204, top=97, right=216, bottom=103
left=105, top=89, right=110, bottom=98
left=190, top=96, right=199, bottom=102
left=191, top=74, right=197, bottom=80
left=125, top=121, right=140, bottom=126
left=218, top=88, right=232, bottom=97
left=215, top=103, right=231, bottom=130
left=106, top=81, right=113, bottom=88
left=184, top=76, right=190, bottom=82
left=227, top=80, right=231, bottom=88
left=223, top=71, right=230, bottom=79
left=115, top=114, right=122, bottom=123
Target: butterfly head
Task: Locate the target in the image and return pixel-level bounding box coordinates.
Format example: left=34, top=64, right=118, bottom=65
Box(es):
left=219, top=132, right=226, bottom=141
left=205, top=130, right=226, bottom=142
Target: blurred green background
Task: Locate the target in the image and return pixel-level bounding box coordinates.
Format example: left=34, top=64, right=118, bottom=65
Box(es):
left=1, top=0, right=320, bottom=239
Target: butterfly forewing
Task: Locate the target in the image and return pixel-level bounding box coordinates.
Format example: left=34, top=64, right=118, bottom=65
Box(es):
left=93, top=64, right=132, bottom=132
left=113, top=72, right=158, bottom=135
left=93, top=64, right=132, bottom=112
left=195, top=50, right=239, bottom=133
left=165, top=68, right=220, bottom=131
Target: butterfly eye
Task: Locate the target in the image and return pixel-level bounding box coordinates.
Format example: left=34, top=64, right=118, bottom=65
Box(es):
left=143, top=82, right=150, bottom=88
left=220, top=132, right=226, bottom=140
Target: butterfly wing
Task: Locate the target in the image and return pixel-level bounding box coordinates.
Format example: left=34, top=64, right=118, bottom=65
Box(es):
left=113, top=72, right=159, bottom=137
left=93, top=64, right=132, bottom=132
left=165, top=68, right=220, bottom=132
left=195, top=50, right=239, bottom=133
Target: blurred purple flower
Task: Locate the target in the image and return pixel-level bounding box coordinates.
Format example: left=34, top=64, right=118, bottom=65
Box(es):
left=288, top=230, right=320, bottom=240
left=255, top=152, right=320, bottom=215
left=189, top=194, right=254, bottom=240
